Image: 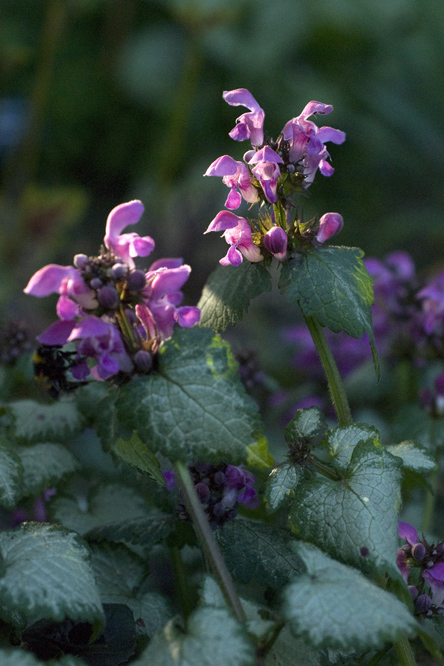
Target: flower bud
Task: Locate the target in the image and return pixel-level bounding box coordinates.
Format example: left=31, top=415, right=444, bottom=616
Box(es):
left=408, top=586, right=418, bottom=601
left=412, top=542, right=426, bottom=561
left=134, top=350, right=152, bottom=373
left=110, top=263, right=127, bottom=280
left=97, top=285, right=119, bottom=309
left=316, top=212, right=343, bottom=243
left=74, top=254, right=89, bottom=269
left=415, top=594, right=432, bottom=613
left=195, top=482, right=211, bottom=503
left=127, top=269, right=146, bottom=292
left=213, top=471, right=225, bottom=486
left=90, top=277, right=103, bottom=290
left=264, top=227, right=287, bottom=260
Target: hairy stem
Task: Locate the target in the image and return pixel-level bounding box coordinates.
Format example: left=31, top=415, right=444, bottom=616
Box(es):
left=174, top=460, right=246, bottom=623
left=169, top=546, right=195, bottom=621
left=303, top=315, right=352, bottom=426
left=394, top=636, right=417, bottom=666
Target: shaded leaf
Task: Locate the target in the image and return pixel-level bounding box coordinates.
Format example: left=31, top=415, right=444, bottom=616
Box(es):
left=216, top=518, right=301, bottom=588
left=284, top=407, right=328, bottom=447
left=279, top=247, right=379, bottom=376
left=48, top=483, right=150, bottom=536
left=7, top=400, right=83, bottom=444
left=387, top=440, right=437, bottom=473
left=282, top=542, right=418, bottom=651
left=264, top=462, right=299, bottom=514
left=324, top=423, right=380, bottom=470
left=0, top=523, right=104, bottom=629
left=89, top=542, right=173, bottom=638
left=289, top=440, right=403, bottom=576
left=198, top=262, right=272, bottom=332
left=86, top=514, right=175, bottom=548
left=17, top=442, right=79, bottom=498
left=0, top=445, right=23, bottom=509
left=112, top=432, right=165, bottom=485
left=133, top=606, right=255, bottom=666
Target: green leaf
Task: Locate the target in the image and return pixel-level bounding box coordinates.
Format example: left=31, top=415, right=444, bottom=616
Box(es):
left=216, top=518, right=301, bottom=588
left=133, top=607, right=255, bottom=666
left=89, top=542, right=173, bottom=638
left=279, top=246, right=379, bottom=375
left=48, top=483, right=150, bottom=536
left=16, top=442, right=80, bottom=498
left=324, top=423, right=381, bottom=470
left=0, top=523, right=104, bottom=628
left=284, top=407, right=328, bottom=446
left=264, top=462, right=299, bottom=514
left=0, top=445, right=23, bottom=509
left=86, top=514, right=175, bottom=548
left=387, top=440, right=437, bottom=473
left=265, top=625, right=321, bottom=666
left=289, top=439, right=403, bottom=576
left=7, top=399, right=84, bottom=444
left=282, top=542, right=418, bottom=652
left=117, top=329, right=264, bottom=464
left=198, top=261, right=272, bottom=332
left=246, top=435, right=274, bottom=469
left=112, top=432, right=166, bottom=485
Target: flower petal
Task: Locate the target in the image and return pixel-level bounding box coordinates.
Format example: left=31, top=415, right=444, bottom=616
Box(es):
left=37, top=320, right=76, bottom=345
left=398, top=521, right=419, bottom=545
left=24, top=265, right=77, bottom=297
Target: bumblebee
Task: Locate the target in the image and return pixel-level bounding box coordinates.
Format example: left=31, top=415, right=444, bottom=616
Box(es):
left=32, top=345, right=87, bottom=399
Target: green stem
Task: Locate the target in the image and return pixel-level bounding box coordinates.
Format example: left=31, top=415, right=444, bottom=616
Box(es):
left=303, top=315, right=352, bottom=426
left=169, top=546, right=195, bottom=621
left=394, top=636, right=417, bottom=666
left=174, top=460, right=246, bottom=623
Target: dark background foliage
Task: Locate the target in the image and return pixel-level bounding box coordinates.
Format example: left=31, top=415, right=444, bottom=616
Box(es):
left=2, top=0, right=443, bottom=344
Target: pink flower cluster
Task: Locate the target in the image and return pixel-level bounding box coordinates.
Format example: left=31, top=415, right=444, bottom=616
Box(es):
left=204, top=89, right=345, bottom=266
left=25, top=200, right=200, bottom=381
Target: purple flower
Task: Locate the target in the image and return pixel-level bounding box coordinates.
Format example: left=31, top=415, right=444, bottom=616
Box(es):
left=264, top=226, right=287, bottom=260
left=205, top=211, right=263, bottom=267
left=25, top=201, right=200, bottom=384
left=223, top=88, right=265, bottom=146
left=24, top=264, right=98, bottom=316
left=316, top=212, right=343, bottom=243
left=417, top=271, right=444, bottom=336
left=76, top=325, right=133, bottom=380
left=204, top=155, right=260, bottom=209
left=248, top=146, right=284, bottom=204
left=282, top=101, right=346, bottom=186
left=136, top=261, right=200, bottom=349
left=104, top=200, right=155, bottom=269
left=398, top=521, right=444, bottom=611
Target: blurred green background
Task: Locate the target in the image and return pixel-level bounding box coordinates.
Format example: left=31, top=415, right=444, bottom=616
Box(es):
left=2, top=0, right=444, bottom=342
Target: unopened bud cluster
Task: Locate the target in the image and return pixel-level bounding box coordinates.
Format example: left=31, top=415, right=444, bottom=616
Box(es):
left=398, top=521, right=444, bottom=616
left=165, top=461, right=259, bottom=528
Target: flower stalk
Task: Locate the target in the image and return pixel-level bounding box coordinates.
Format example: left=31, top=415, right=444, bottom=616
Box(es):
left=303, top=314, right=353, bottom=426
left=174, top=460, right=246, bottom=623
